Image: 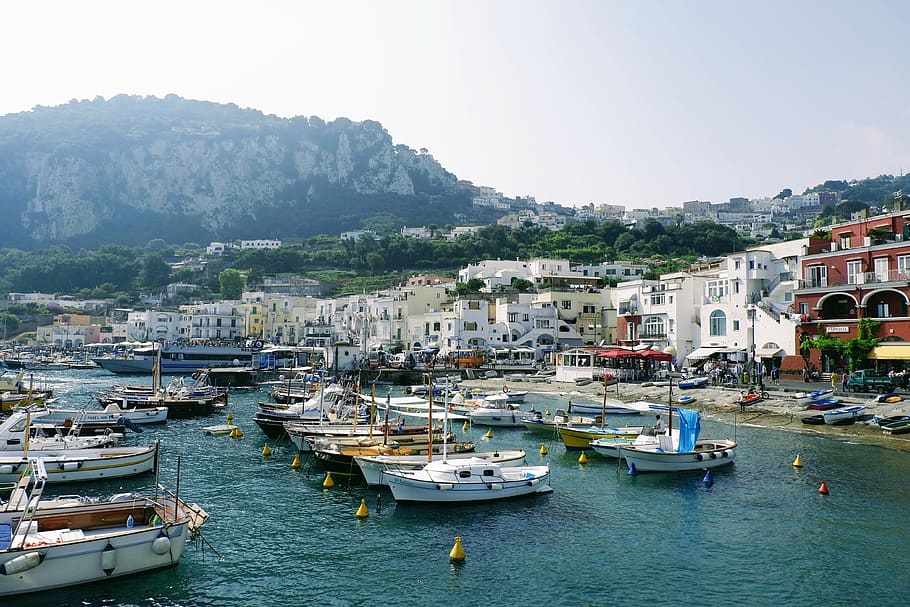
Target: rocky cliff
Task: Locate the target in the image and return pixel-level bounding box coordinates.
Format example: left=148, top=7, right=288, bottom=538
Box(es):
left=0, top=95, right=467, bottom=247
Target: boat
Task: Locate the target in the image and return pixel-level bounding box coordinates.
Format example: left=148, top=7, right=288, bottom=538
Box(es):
left=97, top=365, right=228, bottom=418
left=466, top=394, right=525, bottom=427
left=558, top=424, right=646, bottom=451
left=677, top=377, right=709, bottom=389
left=619, top=408, right=737, bottom=473
left=355, top=449, right=527, bottom=486
left=875, top=414, right=910, bottom=427
left=806, top=398, right=841, bottom=411
left=567, top=399, right=650, bottom=416
left=520, top=409, right=578, bottom=435
left=737, top=391, right=765, bottom=408
left=795, top=389, right=834, bottom=407
left=0, top=409, right=120, bottom=452
left=1, top=391, right=52, bottom=413
left=677, top=395, right=697, bottom=405
left=822, top=405, right=867, bottom=425
left=39, top=404, right=168, bottom=426
left=800, top=414, right=826, bottom=425
left=0, top=442, right=160, bottom=484
left=881, top=418, right=910, bottom=435
left=382, top=457, right=552, bottom=503
left=310, top=438, right=474, bottom=478
left=0, top=457, right=208, bottom=597
left=589, top=430, right=660, bottom=458
left=872, top=393, right=904, bottom=404
left=91, top=341, right=276, bottom=374
left=284, top=420, right=435, bottom=452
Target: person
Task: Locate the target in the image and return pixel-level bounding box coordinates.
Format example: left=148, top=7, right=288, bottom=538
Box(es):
left=654, top=414, right=666, bottom=434
left=831, top=371, right=840, bottom=392
left=842, top=371, right=849, bottom=392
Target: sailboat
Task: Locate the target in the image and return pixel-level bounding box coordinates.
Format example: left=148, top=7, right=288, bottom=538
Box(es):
left=381, top=377, right=552, bottom=503
left=618, top=377, right=737, bottom=473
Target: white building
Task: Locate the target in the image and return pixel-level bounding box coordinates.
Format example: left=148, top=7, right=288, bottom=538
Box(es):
left=239, top=239, right=282, bottom=250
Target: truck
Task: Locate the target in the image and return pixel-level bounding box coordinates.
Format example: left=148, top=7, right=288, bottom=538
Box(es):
left=845, top=369, right=900, bottom=393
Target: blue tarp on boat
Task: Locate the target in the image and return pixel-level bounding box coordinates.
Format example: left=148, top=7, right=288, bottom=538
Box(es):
left=676, top=408, right=700, bottom=452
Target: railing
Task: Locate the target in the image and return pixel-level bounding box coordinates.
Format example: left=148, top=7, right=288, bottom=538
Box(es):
left=766, top=271, right=795, bottom=294
left=704, top=295, right=730, bottom=305
left=798, top=270, right=910, bottom=290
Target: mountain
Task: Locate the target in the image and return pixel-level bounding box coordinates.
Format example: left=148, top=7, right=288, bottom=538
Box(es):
left=0, top=95, right=481, bottom=248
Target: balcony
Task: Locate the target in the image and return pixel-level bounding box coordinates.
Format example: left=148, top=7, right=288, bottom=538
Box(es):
left=797, top=270, right=910, bottom=291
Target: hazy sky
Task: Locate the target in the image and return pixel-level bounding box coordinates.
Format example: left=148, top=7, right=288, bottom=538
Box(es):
left=4, top=1, right=909, bottom=208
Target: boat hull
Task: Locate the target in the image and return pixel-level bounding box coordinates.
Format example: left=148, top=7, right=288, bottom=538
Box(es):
left=355, top=450, right=527, bottom=486
left=559, top=426, right=644, bottom=451
left=384, top=463, right=552, bottom=503
left=621, top=439, right=736, bottom=472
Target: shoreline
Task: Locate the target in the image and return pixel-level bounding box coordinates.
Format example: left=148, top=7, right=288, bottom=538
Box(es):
left=458, top=377, right=910, bottom=452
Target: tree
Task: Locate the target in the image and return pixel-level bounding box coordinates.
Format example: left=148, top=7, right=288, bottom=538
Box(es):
left=218, top=268, right=244, bottom=300
left=0, top=313, right=19, bottom=335
left=139, top=253, right=171, bottom=290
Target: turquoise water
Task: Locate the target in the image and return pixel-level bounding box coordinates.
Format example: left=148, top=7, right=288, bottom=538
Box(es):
left=6, top=370, right=910, bottom=607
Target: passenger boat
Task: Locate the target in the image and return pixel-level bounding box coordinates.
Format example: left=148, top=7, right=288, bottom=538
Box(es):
left=383, top=457, right=552, bottom=503
left=619, top=408, right=736, bottom=473
left=355, top=449, right=527, bottom=486
left=91, top=341, right=288, bottom=374
left=0, top=457, right=207, bottom=597
left=795, top=389, right=834, bottom=407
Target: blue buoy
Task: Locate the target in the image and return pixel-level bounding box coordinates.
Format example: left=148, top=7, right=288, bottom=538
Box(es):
left=703, top=470, right=713, bottom=486
left=628, top=463, right=638, bottom=475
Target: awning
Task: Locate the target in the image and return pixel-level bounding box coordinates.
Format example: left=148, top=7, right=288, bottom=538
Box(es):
left=868, top=343, right=910, bottom=360
left=755, top=347, right=784, bottom=358
left=684, top=346, right=725, bottom=361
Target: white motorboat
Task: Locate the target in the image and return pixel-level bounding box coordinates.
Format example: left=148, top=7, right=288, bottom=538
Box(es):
left=822, top=404, right=867, bottom=425
left=0, top=409, right=119, bottom=452
left=0, top=457, right=208, bottom=596
left=355, top=450, right=527, bottom=486
left=466, top=394, right=525, bottom=427
left=0, top=442, right=160, bottom=484
left=794, top=389, right=834, bottom=407
left=589, top=431, right=660, bottom=458
left=39, top=404, right=169, bottom=426
left=619, top=408, right=736, bottom=473
left=383, top=457, right=552, bottom=503
left=567, top=399, right=650, bottom=416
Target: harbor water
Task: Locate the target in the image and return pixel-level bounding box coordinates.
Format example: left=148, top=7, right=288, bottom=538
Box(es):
left=6, top=369, right=910, bottom=607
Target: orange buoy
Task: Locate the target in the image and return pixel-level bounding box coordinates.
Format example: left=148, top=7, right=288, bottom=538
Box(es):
left=818, top=481, right=829, bottom=495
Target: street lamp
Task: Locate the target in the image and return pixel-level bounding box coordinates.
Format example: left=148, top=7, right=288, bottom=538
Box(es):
left=748, top=301, right=763, bottom=390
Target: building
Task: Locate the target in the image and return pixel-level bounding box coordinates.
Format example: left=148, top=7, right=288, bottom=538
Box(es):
left=239, top=239, right=282, bottom=250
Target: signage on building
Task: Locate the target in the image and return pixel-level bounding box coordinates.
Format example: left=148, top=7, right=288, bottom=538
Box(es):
left=825, top=326, right=850, bottom=333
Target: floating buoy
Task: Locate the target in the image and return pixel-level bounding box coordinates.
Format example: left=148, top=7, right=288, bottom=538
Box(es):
left=703, top=470, right=713, bottom=486
left=323, top=471, right=335, bottom=488
left=578, top=451, right=587, bottom=464
left=792, top=454, right=803, bottom=468
left=262, top=443, right=272, bottom=457
left=539, top=443, right=548, bottom=455
left=463, top=421, right=469, bottom=432
left=227, top=413, right=234, bottom=423
left=229, top=426, right=243, bottom=438
left=818, top=481, right=829, bottom=495
left=449, top=536, right=466, bottom=562
left=485, top=428, right=493, bottom=439
left=356, top=498, right=369, bottom=518
left=291, top=453, right=301, bottom=469
left=545, top=409, right=550, bottom=416
left=628, top=463, right=638, bottom=475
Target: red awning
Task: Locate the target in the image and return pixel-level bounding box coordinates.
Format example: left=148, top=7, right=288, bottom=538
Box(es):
left=596, top=349, right=642, bottom=359
left=638, top=349, right=673, bottom=361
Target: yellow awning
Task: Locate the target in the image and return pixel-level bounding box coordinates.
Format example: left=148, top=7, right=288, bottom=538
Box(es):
left=868, top=344, right=910, bottom=360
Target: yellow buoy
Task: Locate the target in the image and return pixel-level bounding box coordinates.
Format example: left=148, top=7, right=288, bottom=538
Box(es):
left=356, top=498, right=369, bottom=518
left=485, top=428, right=493, bottom=439
left=545, top=409, right=550, bottom=416
left=229, top=426, right=243, bottom=438
left=291, top=452, right=301, bottom=469
left=578, top=451, right=588, bottom=464
left=323, top=471, right=335, bottom=488
left=262, top=442, right=272, bottom=457
left=227, top=413, right=234, bottom=423
left=792, top=454, right=803, bottom=468
left=463, top=421, right=469, bottom=432
left=449, top=536, right=466, bottom=562
left=539, top=443, right=548, bottom=455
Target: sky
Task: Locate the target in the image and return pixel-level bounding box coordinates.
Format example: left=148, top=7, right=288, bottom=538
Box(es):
left=3, top=1, right=910, bottom=208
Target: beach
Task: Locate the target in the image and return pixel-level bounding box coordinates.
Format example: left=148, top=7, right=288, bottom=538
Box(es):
left=460, top=375, right=910, bottom=451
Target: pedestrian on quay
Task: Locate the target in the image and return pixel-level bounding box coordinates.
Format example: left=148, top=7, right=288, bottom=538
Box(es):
left=842, top=371, right=849, bottom=392
left=831, top=371, right=840, bottom=392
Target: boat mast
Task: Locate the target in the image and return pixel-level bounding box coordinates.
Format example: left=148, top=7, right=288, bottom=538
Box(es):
left=668, top=375, right=673, bottom=436
left=601, top=374, right=608, bottom=428
left=426, top=374, right=434, bottom=463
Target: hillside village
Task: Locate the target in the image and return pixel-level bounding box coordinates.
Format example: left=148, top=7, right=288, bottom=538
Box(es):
left=11, top=200, right=910, bottom=379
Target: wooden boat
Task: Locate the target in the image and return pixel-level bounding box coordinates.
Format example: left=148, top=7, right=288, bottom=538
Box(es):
left=355, top=450, right=527, bottom=486
left=589, top=432, right=660, bottom=458
left=677, top=377, right=709, bottom=389
left=620, top=408, right=736, bottom=473
left=0, top=457, right=207, bottom=597
left=1, top=391, right=51, bottom=413
left=383, top=457, right=552, bottom=503
left=882, top=418, right=910, bottom=435
left=311, top=438, right=474, bottom=478
left=806, top=398, right=841, bottom=411
left=876, top=415, right=910, bottom=427
left=285, top=420, right=435, bottom=452
left=823, top=405, right=867, bottom=425
left=558, top=425, right=645, bottom=451
left=795, top=389, right=834, bottom=407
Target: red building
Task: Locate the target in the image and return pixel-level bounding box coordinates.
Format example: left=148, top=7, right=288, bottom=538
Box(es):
left=794, top=211, right=910, bottom=371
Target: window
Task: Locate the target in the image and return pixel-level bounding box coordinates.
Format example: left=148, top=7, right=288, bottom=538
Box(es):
left=508, top=312, right=518, bottom=323
left=733, top=320, right=740, bottom=331
left=806, top=266, right=827, bottom=288
left=840, top=233, right=851, bottom=249
left=709, top=310, right=726, bottom=336
left=734, top=281, right=740, bottom=294
left=468, top=301, right=481, bottom=310
left=433, top=322, right=441, bottom=331
left=874, top=257, right=889, bottom=282
left=877, top=301, right=890, bottom=317
left=535, top=319, right=551, bottom=329
left=846, top=260, right=863, bottom=285
left=707, top=280, right=727, bottom=301
left=582, top=305, right=596, bottom=314
left=799, top=302, right=809, bottom=315
left=522, top=314, right=529, bottom=321
left=465, top=322, right=477, bottom=331
left=650, top=293, right=665, bottom=306
left=899, top=255, right=910, bottom=277
left=643, top=316, right=664, bottom=337
left=561, top=300, right=572, bottom=310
